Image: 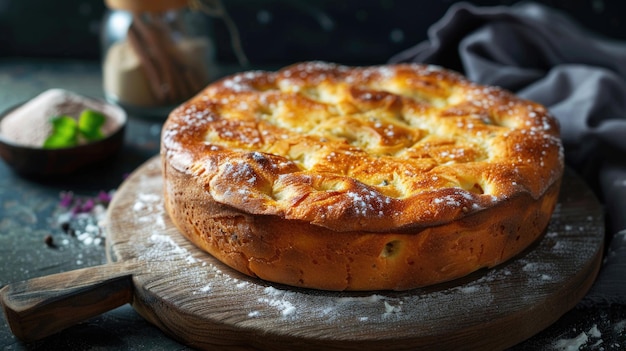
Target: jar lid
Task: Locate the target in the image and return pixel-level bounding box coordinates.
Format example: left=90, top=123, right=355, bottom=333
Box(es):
left=105, top=0, right=189, bottom=12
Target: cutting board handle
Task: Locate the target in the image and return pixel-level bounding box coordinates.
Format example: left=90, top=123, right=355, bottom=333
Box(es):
left=0, top=262, right=135, bottom=342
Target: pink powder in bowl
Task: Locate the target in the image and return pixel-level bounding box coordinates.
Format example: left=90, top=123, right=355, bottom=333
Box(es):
left=0, top=89, right=125, bottom=147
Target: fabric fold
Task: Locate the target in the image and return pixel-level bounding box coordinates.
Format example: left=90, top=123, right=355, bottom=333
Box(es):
left=390, top=1, right=626, bottom=305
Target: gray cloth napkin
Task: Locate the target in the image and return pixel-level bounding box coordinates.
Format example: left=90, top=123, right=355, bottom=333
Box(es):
left=389, top=1, right=626, bottom=305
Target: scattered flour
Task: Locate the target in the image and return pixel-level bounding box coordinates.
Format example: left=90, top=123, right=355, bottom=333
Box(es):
left=383, top=301, right=402, bottom=314
left=259, top=287, right=298, bottom=317
left=553, top=331, right=589, bottom=351
left=133, top=191, right=166, bottom=229
left=553, top=325, right=603, bottom=351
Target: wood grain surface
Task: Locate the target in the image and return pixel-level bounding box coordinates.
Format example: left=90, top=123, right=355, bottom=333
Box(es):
left=0, top=155, right=604, bottom=350
left=105, top=156, right=603, bottom=350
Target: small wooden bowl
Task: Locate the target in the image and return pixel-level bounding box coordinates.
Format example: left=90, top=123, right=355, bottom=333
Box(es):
left=0, top=99, right=127, bottom=177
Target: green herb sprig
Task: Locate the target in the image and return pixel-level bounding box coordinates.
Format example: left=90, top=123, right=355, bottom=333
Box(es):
left=43, top=109, right=106, bottom=149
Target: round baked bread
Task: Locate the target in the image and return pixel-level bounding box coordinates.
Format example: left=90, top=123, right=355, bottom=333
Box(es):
left=161, top=62, right=564, bottom=291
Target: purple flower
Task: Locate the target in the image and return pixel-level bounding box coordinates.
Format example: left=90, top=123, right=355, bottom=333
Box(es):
left=80, top=199, right=95, bottom=213
left=71, top=199, right=83, bottom=215
left=97, top=190, right=112, bottom=204
left=59, top=191, right=74, bottom=208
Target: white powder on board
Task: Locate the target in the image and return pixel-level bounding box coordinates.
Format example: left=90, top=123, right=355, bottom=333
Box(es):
left=458, top=285, right=480, bottom=294
left=248, top=310, right=260, bottom=318
left=149, top=233, right=189, bottom=257
left=133, top=186, right=166, bottom=230
left=383, top=301, right=402, bottom=314
left=260, top=287, right=298, bottom=317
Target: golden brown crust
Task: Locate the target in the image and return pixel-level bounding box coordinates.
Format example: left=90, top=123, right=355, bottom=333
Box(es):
left=161, top=62, right=564, bottom=291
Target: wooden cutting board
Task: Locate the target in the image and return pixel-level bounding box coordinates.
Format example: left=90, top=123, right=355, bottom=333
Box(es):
left=1, top=156, right=604, bottom=350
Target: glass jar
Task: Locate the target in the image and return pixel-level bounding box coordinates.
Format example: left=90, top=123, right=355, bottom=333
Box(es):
left=101, top=0, right=214, bottom=118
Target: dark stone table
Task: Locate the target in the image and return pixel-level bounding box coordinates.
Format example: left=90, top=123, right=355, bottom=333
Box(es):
left=0, top=59, right=624, bottom=350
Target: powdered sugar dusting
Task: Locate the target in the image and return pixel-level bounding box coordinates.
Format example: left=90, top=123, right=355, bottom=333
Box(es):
left=345, top=188, right=391, bottom=217
left=433, top=194, right=461, bottom=207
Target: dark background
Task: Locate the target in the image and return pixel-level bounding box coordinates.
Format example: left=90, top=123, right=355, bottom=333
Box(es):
left=1, top=0, right=625, bottom=66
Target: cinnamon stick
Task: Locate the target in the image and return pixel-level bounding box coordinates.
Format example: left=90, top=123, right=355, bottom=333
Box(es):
left=127, top=20, right=167, bottom=103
